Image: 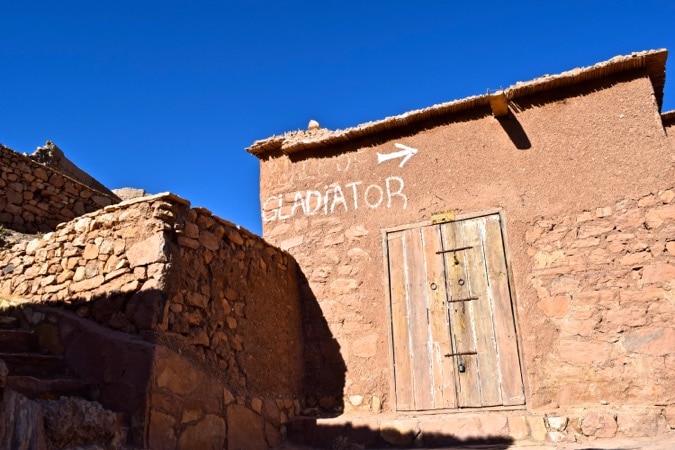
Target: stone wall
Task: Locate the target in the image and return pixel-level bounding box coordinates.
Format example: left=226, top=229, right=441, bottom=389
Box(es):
left=165, top=205, right=304, bottom=398
left=526, top=187, right=675, bottom=409
left=0, top=193, right=305, bottom=448
left=148, top=345, right=298, bottom=449
left=0, top=144, right=119, bottom=233
left=30, top=141, right=116, bottom=197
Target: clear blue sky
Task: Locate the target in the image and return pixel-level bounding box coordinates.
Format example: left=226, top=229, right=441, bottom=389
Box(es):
left=2, top=1, right=674, bottom=235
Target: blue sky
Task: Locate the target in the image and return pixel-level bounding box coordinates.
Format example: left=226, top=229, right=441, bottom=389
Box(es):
left=2, top=1, right=674, bottom=235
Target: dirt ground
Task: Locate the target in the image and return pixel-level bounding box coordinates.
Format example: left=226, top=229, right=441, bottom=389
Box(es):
left=278, top=434, right=675, bottom=450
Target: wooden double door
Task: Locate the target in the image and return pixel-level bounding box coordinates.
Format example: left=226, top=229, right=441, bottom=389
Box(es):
left=385, top=214, right=524, bottom=411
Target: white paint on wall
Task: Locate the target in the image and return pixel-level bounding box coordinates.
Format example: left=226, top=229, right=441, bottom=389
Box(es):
left=377, top=143, right=418, bottom=167
left=262, top=176, right=408, bottom=222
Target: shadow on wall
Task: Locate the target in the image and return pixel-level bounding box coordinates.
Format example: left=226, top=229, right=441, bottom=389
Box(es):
left=496, top=113, right=531, bottom=150
left=297, top=268, right=347, bottom=413
left=287, top=418, right=515, bottom=449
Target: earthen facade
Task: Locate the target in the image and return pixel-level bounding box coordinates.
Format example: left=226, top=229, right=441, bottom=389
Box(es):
left=250, top=50, right=675, bottom=443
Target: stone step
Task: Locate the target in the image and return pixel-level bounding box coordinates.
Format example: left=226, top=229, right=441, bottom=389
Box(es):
left=286, top=411, right=545, bottom=448
left=7, top=375, right=95, bottom=400
left=0, top=352, right=66, bottom=377
left=0, top=329, right=36, bottom=353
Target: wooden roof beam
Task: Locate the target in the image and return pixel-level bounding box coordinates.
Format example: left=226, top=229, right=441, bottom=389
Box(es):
left=489, top=90, right=509, bottom=117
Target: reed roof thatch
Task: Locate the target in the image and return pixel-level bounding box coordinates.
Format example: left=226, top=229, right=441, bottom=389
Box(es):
left=247, top=49, right=668, bottom=158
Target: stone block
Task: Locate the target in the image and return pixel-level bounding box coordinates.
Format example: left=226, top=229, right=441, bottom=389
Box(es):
left=127, top=233, right=168, bottom=267
left=156, top=357, right=199, bottom=396
left=507, top=415, right=529, bottom=440
left=622, top=328, right=675, bottom=356
left=265, top=422, right=283, bottom=448
left=380, top=418, right=419, bottom=446
left=645, top=204, right=675, bottom=229
left=147, top=410, right=177, bottom=450
left=547, top=431, right=567, bottom=442
left=251, top=397, right=263, bottom=414
left=263, top=399, right=280, bottom=426
left=420, top=415, right=481, bottom=442
left=227, top=405, right=266, bottom=450
left=642, top=264, right=675, bottom=284
left=349, top=395, right=364, bottom=406
left=527, top=416, right=548, bottom=441
left=371, top=395, right=382, bottom=413
left=177, top=414, right=226, bottom=450
left=480, top=414, right=509, bottom=436
left=581, top=410, right=617, bottom=438
left=537, top=296, right=569, bottom=318
left=617, top=411, right=659, bottom=437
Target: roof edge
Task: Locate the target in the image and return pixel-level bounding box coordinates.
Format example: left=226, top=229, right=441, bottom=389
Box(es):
left=247, top=49, right=668, bottom=158
left=663, top=110, right=675, bottom=124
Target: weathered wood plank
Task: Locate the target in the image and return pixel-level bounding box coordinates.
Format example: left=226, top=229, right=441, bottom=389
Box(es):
left=405, top=228, right=434, bottom=409
left=387, top=232, right=414, bottom=410
left=483, top=216, right=525, bottom=406
left=441, top=221, right=481, bottom=408
left=462, top=217, right=502, bottom=407
left=421, top=225, right=457, bottom=409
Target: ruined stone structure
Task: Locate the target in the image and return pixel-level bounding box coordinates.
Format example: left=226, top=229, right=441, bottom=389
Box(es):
left=249, top=50, right=675, bottom=445
left=0, top=142, right=119, bottom=233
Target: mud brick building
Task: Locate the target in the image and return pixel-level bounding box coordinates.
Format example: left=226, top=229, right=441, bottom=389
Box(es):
left=249, top=49, right=675, bottom=444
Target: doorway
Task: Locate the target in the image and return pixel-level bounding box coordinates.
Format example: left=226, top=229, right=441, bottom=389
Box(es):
left=385, top=213, right=524, bottom=411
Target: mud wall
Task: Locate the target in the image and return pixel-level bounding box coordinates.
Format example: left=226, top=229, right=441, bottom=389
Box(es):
left=258, top=73, right=675, bottom=416
left=0, top=144, right=119, bottom=233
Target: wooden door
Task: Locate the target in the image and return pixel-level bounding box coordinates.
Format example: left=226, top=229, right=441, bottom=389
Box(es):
left=386, top=214, right=524, bottom=411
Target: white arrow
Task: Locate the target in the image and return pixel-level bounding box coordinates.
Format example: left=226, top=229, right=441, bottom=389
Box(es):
left=377, top=143, right=418, bottom=167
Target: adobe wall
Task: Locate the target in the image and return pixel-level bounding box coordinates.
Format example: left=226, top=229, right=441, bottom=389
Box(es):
left=0, top=193, right=305, bottom=447
left=258, top=72, right=675, bottom=421
left=664, top=111, right=675, bottom=148
left=0, top=144, right=120, bottom=233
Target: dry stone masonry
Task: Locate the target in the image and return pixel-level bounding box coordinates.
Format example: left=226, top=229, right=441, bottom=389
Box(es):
left=0, top=144, right=119, bottom=233
left=527, top=188, right=675, bottom=408
left=0, top=193, right=304, bottom=448
left=525, top=187, right=675, bottom=440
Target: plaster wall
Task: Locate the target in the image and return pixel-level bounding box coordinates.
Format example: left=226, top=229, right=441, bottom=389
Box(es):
left=259, top=73, right=675, bottom=414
